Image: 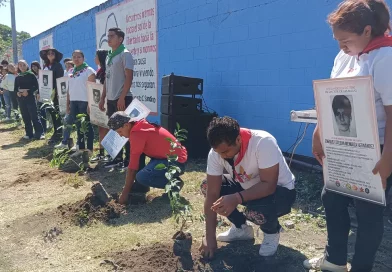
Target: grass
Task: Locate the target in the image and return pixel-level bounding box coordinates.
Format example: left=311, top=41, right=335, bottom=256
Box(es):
left=0, top=117, right=337, bottom=272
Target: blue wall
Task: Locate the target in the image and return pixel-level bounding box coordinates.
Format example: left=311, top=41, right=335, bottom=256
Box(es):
left=23, top=0, right=350, bottom=156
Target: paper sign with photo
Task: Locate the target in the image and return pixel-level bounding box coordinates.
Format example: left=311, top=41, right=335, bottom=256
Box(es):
left=124, top=98, right=151, bottom=121
left=313, top=76, right=385, bottom=206
left=101, top=129, right=128, bottom=159
left=56, top=77, right=68, bottom=115
left=87, top=82, right=109, bottom=128
left=38, top=70, right=53, bottom=102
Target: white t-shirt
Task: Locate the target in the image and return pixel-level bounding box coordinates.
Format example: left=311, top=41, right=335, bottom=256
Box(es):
left=1, top=74, right=15, bottom=92
left=207, top=130, right=295, bottom=190
left=68, top=67, right=95, bottom=102
left=331, top=48, right=392, bottom=144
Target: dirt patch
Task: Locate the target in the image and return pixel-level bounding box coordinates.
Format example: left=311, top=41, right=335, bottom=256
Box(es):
left=11, top=169, right=66, bottom=186
left=43, top=227, right=63, bottom=242
left=57, top=193, right=126, bottom=227
left=108, top=240, right=308, bottom=272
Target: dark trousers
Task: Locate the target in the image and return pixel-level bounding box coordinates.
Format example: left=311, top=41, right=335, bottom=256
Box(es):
left=201, top=175, right=296, bottom=234
left=18, top=95, right=43, bottom=138
left=0, top=94, right=5, bottom=109
left=106, top=96, right=133, bottom=162
left=47, top=96, right=62, bottom=137
left=66, top=101, right=94, bottom=150
left=323, top=147, right=392, bottom=272
left=10, top=91, right=19, bottom=110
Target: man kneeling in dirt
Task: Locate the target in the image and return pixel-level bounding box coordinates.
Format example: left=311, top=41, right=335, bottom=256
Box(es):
left=107, top=111, right=188, bottom=205
left=199, top=117, right=296, bottom=259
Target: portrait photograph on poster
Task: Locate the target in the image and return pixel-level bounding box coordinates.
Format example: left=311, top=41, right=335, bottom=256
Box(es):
left=38, top=70, right=53, bottom=102
left=87, top=82, right=108, bottom=128
left=56, top=77, right=68, bottom=115
left=331, top=94, right=357, bottom=138
left=314, top=76, right=385, bottom=206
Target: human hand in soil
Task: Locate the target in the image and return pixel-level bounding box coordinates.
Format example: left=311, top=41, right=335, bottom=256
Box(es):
left=199, top=237, right=217, bottom=260
left=118, top=192, right=128, bottom=205
left=373, top=157, right=391, bottom=189
left=211, top=194, right=239, bottom=217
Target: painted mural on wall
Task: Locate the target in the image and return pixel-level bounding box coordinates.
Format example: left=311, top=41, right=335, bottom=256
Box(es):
left=95, top=0, right=158, bottom=114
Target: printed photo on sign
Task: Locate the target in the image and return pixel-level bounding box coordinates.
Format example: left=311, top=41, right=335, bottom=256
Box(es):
left=56, top=77, right=68, bottom=115
left=331, top=94, right=357, bottom=138
left=87, top=82, right=108, bottom=128
left=101, top=129, right=128, bottom=159
left=95, top=0, right=158, bottom=114
left=124, top=98, right=151, bottom=122
left=39, top=70, right=53, bottom=103
left=313, top=76, right=385, bottom=206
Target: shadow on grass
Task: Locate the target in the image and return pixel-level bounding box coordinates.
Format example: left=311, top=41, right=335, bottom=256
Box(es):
left=197, top=241, right=308, bottom=272
left=0, top=125, right=19, bottom=133
left=1, top=138, right=29, bottom=150
left=23, top=144, right=54, bottom=160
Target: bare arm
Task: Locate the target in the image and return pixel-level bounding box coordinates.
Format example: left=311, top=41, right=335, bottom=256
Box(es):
left=119, top=169, right=137, bottom=204
left=120, top=69, right=133, bottom=98
left=88, top=74, right=96, bottom=83
left=205, top=175, right=222, bottom=241
left=382, top=106, right=392, bottom=161
left=240, top=164, right=279, bottom=202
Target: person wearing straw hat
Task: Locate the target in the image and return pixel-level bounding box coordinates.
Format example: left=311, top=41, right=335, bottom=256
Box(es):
left=39, top=47, right=64, bottom=144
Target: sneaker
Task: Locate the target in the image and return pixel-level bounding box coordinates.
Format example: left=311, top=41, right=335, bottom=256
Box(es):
left=303, top=256, right=348, bottom=272
left=217, top=223, right=254, bottom=242
left=55, top=143, right=68, bottom=149
left=70, top=145, right=79, bottom=152
left=22, top=135, right=31, bottom=140
left=103, top=155, right=111, bottom=162
left=91, top=154, right=105, bottom=163
left=4, top=117, right=10, bottom=121
left=259, top=229, right=281, bottom=257
left=40, top=134, right=45, bottom=140
left=117, top=160, right=129, bottom=170
left=104, top=160, right=122, bottom=169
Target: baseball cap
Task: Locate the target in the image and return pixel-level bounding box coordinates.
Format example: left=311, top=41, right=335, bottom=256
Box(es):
left=107, top=111, right=131, bottom=130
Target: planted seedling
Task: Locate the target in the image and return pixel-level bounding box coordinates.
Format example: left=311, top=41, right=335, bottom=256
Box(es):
left=155, top=123, right=192, bottom=256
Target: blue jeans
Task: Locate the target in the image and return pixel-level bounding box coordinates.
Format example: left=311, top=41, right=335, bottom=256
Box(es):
left=2, top=90, right=12, bottom=118
left=136, top=158, right=185, bottom=189
left=62, top=101, right=94, bottom=150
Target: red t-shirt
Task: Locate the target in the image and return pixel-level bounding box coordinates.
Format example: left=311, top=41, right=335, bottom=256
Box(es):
left=128, top=120, right=188, bottom=170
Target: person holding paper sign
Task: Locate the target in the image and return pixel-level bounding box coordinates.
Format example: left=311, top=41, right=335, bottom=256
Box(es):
left=305, top=1, right=392, bottom=271
left=14, top=60, right=44, bottom=140
left=40, top=48, right=64, bottom=144
left=107, top=112, right=188, bottom=205
left=99, top=28, right=134, bottom=169
left=55, top=50, right=96, bottom=153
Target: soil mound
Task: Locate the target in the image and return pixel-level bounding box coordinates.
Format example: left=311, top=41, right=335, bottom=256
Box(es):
left=57, top=193, right=125, bottom=226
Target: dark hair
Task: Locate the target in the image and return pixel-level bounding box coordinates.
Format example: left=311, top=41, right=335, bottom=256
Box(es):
left=96, top=49, right=108, bottom=70
left=30, top=61, right=41, bottom=76
left=328, top=0, right=391, bottom=37
left=0, top=65, right=3, bottom=70
left=332, top=95, right=352, bottom=116
left=108, top=27, right=125, bottom=43
left=1, top=60, right=8, bottom=66
left=72, top=50, right=85, bottom=58
left=207, top=116, right=240, bottom=148
left=63, top=58, right=71, bottom=64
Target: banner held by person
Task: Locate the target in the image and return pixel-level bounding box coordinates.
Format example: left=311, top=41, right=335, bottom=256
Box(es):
left=314, top=76, right=385, bottom=206
left=101, top=98, right=151, bottom=159
left=39, top=34, right=53, bottom=68
left=87, top=82, right=109, bottom=128
left=95, top=0, right=158, bottom=114
left=56, top=77, right=68, bottom=115
left=38, top=70, right=53, bottom=103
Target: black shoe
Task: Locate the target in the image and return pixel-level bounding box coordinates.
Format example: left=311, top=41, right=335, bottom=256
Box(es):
left=117, top=160, right=129, bottom=170
left=131, top=180, right=151, bottom=193
left=104, top=159, right=122, bottom=169
left=91, top=154, right=105, bottom=163
left=103, top=155, right=111, bottom=162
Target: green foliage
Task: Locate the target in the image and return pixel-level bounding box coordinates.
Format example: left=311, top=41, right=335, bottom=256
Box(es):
left=0, top=23, right=31, bottom=60
left=155, top=123, right=191, bottom=232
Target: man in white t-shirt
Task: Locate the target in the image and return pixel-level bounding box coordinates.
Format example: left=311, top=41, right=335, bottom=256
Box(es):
left=199, top=117, right=296, bottom=259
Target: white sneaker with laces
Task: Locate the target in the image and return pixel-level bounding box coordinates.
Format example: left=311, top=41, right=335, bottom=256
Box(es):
left=55, top=143, right=68, bottom=149
left=217, top=223, right=254, bottom=242
left=259, top=230, right=281, bottom=257
left=70, top=145, right=79, bottom=152
left=303, top=256, right=348, bottom=272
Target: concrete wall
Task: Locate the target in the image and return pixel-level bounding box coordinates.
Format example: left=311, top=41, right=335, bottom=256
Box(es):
left=23, top=0, right=354, bottom=156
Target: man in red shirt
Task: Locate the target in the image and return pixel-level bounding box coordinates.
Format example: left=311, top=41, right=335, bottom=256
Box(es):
left=107, top=111, right=188, bottom=204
